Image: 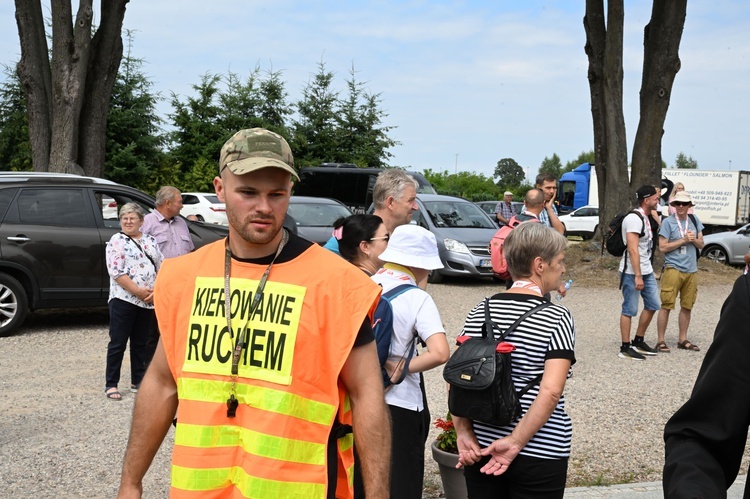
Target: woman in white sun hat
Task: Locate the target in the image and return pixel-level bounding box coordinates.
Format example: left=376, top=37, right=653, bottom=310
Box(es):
left=371, top=224, right=450, bottom=499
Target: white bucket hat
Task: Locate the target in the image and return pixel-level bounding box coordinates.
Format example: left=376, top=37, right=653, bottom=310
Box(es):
left=670, top=191, right=695, bottom=206
left=378, top=225, right=444, bottom=271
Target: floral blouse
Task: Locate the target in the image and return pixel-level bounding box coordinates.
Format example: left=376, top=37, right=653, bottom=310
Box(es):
left=106, top=232, right=163, bottom=309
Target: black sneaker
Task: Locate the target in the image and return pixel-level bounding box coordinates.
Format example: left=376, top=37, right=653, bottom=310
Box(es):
left=632, top=339, right=658, bottom=356
left=619, top=346, right=646, bottom=361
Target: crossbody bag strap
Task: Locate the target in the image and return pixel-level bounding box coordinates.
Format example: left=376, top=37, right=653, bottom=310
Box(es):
left=120, top=232, right=157, bottom=269
left=517, top=373, right=543, bottom=397
left=491, top=300, right=553, bottom=342
left=485, top=299, right=553, bottom=394
left=384, top=283, right=420, bottom=386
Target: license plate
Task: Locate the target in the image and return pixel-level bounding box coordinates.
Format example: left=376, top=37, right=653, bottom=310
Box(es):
left=479, top=259, right=492, bottom=268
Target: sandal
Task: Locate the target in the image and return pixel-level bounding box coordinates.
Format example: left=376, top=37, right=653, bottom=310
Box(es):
left=655, top=341, right=671, bottom=353
left=677, top=340, right=700, bottom=351
left=105, top=387, right=122, bottom=401
left=131, top=384, right=140, bottom=393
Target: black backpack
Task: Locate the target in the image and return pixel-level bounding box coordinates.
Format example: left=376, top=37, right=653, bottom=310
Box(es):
left=687, top=214, right=701, bottom=260
left=443, top=299, right=551, bottom=426
left=604, top=210, right=644, bottom=257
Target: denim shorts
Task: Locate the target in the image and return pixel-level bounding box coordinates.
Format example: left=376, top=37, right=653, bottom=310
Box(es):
left=620, top=272, right=660, bottom=317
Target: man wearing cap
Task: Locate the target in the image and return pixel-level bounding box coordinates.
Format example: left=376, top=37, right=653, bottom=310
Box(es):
left=371, top=224, right=449, bottom=499
left=655, top=191, right=704, bottom=353
left=618, top=185, right=662, bottom=361
left=118, top=128, right=390, bottom=499
left=495, top=191, right=515, bottom=227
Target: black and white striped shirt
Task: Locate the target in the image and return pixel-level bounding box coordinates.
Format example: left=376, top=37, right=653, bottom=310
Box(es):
left=459, top=292, right=575, bottom=460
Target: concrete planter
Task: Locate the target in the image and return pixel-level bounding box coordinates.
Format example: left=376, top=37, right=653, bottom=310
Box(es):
left=431, top=440, right=468, bottom=499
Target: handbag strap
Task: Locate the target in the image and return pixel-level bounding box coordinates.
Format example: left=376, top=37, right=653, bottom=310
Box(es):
left=483, top=298, right=554, bottom=396
left=120, top=232, right=157, bottom=269
left=482, top=298, right=553, bottom=341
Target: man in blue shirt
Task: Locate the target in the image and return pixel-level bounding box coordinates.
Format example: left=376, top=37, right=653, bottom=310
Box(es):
left=655, top=191, right=704, bottom=353
left=534, top=173, right=564, bottom=234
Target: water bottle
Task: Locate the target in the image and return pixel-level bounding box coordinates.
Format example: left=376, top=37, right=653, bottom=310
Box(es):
left=556, top=279, right=573, bottom=301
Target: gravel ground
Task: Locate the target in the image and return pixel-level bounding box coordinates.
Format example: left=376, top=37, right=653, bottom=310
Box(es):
left=1, top=277, right=749, bottom=498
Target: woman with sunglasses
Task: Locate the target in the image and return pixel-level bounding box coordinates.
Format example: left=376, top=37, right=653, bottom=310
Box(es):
left=668, top=182, right=695, bottom=216
left=332, top=214, right=390, bottom=276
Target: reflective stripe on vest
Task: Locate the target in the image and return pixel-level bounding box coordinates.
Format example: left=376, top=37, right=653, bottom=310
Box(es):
left=334, top=393, right=355, bottom=497
left=171, top=464, right=325, bottom=498
left=175, top=423, right=325, bottom=465
left=177, top=377, right=335, bottom=425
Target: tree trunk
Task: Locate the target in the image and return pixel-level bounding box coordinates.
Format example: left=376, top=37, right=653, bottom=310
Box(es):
left=78, top=0, right=128, bottom=178
left=14, top=0, right=52, bottom=172
left=630, top=0, right=687, bottom=189
left=48, top=1, right=93, bottom=173
left=15, top=0, right=128, bottom=176
left=584, top=0, right=630, bottom=237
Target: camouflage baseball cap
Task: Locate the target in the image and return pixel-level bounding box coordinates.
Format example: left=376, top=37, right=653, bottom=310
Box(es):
left=219, top=128, right=299, bottom=180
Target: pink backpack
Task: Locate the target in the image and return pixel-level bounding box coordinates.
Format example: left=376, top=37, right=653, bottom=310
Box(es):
left=489, top=215, right=540, bottom=280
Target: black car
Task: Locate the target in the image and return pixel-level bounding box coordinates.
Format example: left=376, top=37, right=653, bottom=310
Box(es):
left=286, top=196, right=352, bottom=244
left=0, top=172, right=228, bottom=337
left=293, top=166, right=436, bottom=214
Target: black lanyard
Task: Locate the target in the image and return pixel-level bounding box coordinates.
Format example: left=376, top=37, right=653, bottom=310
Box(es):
left=224, top=229, right=288, bottom=417
left=120, top=232, right=157, bottom=269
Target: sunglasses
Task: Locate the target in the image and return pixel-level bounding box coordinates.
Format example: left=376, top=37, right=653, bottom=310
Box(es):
left=672, top=202, right=691, bottom=207
left=370, top=234, right=390, bottom=242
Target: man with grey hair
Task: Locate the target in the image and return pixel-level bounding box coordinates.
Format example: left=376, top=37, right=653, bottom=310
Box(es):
left=371, top=169, right=419, bottom=233
left=494, top=191, right=515, bottom=227
left=324, top=169, right=418, bottom=254
left=141, top=186, right=194, bottom=258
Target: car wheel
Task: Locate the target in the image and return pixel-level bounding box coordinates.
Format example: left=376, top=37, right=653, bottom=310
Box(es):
left=427, top=270, right=444, bottom=284
left=702, top=245, right=727, bottom=264
left=561, top=223, right=568, bottom=237
left=586, top=225, right=599, bottom=240
left=197, top=215, right=205, bottom=222
left=0, top=272, right=28, bottom=337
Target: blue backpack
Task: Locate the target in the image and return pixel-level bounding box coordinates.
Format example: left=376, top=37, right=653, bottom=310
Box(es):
left=373, top=283, right=419, bottom=387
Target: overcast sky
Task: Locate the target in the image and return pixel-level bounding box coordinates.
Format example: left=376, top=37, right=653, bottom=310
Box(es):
left=1, top=1, right=748, bottom=182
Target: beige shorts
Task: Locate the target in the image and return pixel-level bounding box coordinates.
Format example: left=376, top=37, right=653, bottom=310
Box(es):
left=659, top=267, right=697, bottom=310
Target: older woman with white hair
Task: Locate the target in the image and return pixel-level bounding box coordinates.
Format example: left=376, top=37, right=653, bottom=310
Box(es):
left=104, top=203, right=163, bottom=400
left=453, top=222, right=575, bottom=498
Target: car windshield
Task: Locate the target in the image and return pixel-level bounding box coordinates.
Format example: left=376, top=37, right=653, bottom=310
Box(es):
left=424, top=201, right=495, bottom=229
left=288, top=203, right=352, bottom=227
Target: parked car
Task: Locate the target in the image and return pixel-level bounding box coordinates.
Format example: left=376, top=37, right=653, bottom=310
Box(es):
left=559, top=205, right=599, bottom=239
left=180, top=192, right=227, bottom=225
left=0, top=172, right=228, bottom=337
left=412, top=194, right=499, bottom=283
left=701, top=223, right=750, bottom=264
left=102, top=196, right=118, bottom=219
left=287, top=196, right=353, bottom=245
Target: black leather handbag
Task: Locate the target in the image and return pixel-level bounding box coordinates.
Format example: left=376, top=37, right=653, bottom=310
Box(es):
left=444, top=298, right=551, bottom=426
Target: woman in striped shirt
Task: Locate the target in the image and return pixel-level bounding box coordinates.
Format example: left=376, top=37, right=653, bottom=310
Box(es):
left=453, top=222, right=575, bottom=498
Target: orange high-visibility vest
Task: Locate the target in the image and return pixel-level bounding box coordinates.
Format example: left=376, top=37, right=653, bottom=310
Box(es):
left=155, top=239, right=380, bottom=498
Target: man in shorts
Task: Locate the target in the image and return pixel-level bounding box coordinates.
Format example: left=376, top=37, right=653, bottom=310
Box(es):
left=619, top=185, right=661, bottom=361
left=655, top=191, right=704, bottom=353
